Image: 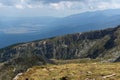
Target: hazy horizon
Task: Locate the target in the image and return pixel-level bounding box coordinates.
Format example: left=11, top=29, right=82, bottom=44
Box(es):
left=1, top=0, right=120, bottom=48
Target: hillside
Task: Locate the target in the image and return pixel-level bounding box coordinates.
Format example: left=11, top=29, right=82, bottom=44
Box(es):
left=1, top=26, right=120, bottom=79
left=1, top=26, right=120, bottom=62
left=16, top=62, right=120, bottom=80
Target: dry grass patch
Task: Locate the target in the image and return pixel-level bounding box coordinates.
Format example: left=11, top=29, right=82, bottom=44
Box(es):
left=17, top=62, right=120, bottom=80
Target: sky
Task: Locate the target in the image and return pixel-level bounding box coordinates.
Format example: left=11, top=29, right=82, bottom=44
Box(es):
left=0, top=0, right=120, bottom=17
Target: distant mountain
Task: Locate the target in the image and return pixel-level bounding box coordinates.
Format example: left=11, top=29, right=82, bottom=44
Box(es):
left=1, top=9, right=120, bottom=48
left=1, top=26, right=120, bottom=79
left=51, top=9, right=120, bottom=34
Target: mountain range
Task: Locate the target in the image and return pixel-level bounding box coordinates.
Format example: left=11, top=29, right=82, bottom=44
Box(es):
left=1, top=9, right=120, bottom=48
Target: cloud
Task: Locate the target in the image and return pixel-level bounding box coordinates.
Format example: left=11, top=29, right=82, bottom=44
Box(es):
left=15, top=4, right=24, bottom=9
left=31, top=0, right=81, bottom=4
left=49, top=1, right=73, bottom=10
left=46, top=0, right=120, bottom=11
left=0, top=0, right=120, bottom=14
left=0, top=0, right=20, bottom=6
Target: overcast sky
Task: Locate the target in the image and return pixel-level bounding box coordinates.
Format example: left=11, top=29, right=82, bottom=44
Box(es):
left=0, top=0, right=120, bottom=17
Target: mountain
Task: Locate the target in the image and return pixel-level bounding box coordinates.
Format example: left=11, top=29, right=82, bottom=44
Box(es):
left=1, top=26, right=120, bottom=62
left=1, top=26, right=120, bottom=79
left=51, top=9, right=120, bottom=34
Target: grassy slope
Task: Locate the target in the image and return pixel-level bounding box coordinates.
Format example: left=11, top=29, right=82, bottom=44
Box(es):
left=17, top=60, right=120, bottom=80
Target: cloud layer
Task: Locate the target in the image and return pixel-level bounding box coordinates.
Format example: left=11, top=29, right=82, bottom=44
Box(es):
left=0, top=0, right=120, bottom=17
left=0, top=0, right=120, bottom=10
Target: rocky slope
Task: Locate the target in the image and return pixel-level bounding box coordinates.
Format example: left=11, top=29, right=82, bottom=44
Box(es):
left=1, top=26, right=120, bottom=80
left=1, top=26, right=120, bottom=62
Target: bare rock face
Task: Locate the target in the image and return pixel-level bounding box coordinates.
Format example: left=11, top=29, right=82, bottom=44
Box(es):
left=13, top=73, right=23, bottom=80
